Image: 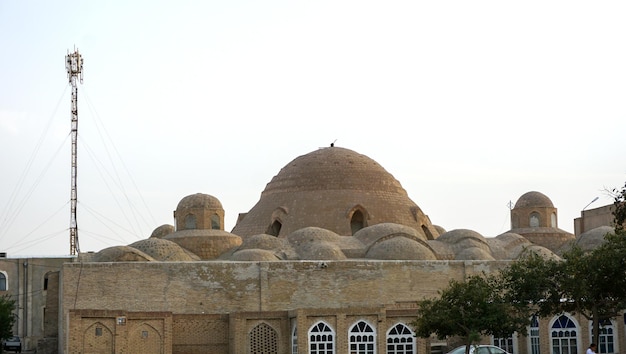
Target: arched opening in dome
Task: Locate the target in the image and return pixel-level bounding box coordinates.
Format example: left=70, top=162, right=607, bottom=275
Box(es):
left=267, top=220, right=282, bottom=237
left=530, top=212, right=540, bottom=227
left=184, top=214, right=197, bottom=229
left=351, top=210, right=365, bottom=235
left=551, top=212, right=557, bottom=228
left=211, top=214, right=220, bottom=230
left=421, top=225, right=434, bottom=240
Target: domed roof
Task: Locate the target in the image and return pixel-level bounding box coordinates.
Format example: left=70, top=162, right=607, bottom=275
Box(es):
left=176, top=193, right=223, bottom=211
left=150, top=224, right=175, bottom=238
left=295, top=241, right=347, bottom=260
left=92, top=246, right=155, bottom=262
left=365, top=236, right=437, bottom=260
left=287, top=227, right=341, bottom=247
left=128, top=238, right=200, bottom=261
left=514, top=191, right=554, bottom=208
left=261, top=147, right=407, bottom=195
left=231, top=249, right=281, bottom=261
left=353, top=223, right=427, bottom=248
left=571, top=225, right=613, bottom=251
left=436, top=229, right=493, bottom=258
left=231, top=147, right=436, bottom=237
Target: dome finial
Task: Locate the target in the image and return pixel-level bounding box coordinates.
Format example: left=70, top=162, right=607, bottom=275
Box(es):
left=330, top=139, right=337, bottom=147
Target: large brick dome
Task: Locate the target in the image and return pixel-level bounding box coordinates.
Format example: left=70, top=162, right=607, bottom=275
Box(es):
left=231, top=146, right=440, bottom=239
left=261, top=146, right=407, bottom=195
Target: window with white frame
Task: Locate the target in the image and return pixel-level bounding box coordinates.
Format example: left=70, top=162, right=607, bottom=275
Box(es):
left=529, top=315, right=540, bottom=354
left=292, top=323, right=298, bottom=354
left=309, top=321, right=334, bottom=354
left=530, top=212, right=540, bottom=227
left=349, top=320, right=375, bottom=354
left=590, top=319, right=616, bottom=354
left=493, top=335, right=514, bottom=354
left=0, top=272, right=6, bottom=291
left=386, top=323, right=415, bottom=354
left=550, top=314, right=578, bottom=354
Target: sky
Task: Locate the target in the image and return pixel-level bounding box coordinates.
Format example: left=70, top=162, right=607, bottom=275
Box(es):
left=0, top=1, right=625, bottom=257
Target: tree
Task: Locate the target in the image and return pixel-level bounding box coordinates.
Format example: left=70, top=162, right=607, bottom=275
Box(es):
left=0, top=294, right=17, bottom=342
left=500, top=236, right=626, bottom=347
left=411, top=274, right=531, bottom=354
left=610, top=181, right=626, bottom=232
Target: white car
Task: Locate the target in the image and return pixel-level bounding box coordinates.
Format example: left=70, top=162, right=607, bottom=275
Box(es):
left=447, top=345, right=511, bottom=354
left=2, top=336, right=22, bottom=353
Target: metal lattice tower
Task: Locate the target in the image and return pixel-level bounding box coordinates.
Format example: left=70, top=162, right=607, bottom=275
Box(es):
left=65, top=48, right=83, bottom=255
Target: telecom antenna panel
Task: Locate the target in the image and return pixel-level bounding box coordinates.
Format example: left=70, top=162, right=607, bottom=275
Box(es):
left=65, top=48, right=83, bottom=255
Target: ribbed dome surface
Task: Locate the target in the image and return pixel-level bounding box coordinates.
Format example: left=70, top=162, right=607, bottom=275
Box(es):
left=261, top=147, right=407, bottom=195
left=176, top=193, right=223, bottom=211
left=514, top=191, right=554, bottom=208
left=231, top=147, right=434, bottom=238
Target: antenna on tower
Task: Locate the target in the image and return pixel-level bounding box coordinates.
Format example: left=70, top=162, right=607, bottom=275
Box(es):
left=65, top=48, right=83, bottom=256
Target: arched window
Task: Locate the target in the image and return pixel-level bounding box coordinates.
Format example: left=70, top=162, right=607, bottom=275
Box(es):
left=530, top=212, right=540, bottom=227
left=351, top=210, right=365, bottom=235
left=550, top=314, right=578, bottom=354
left=309, top=321, right=334, bottom=354
left=267, top=220, right=282, bottom=237
left=529, top=316, right=540, bottom=354
left=349, top=320, right=375, bottom=354
left=386, top=323, right=415, bottom=354
left=0, top=272, right=6, bottom=291
left=590, top=319, right=616, bottom=354
left=184, top=214, right=197, bottom=229
left=211, top=214, right=221, bottom=230
left=493, top=335, right=515, bottom=354
left=291, top=323, right=298, bottom=354
left=551, top=213, right=557, bottom=228
left=44, top=272, right=51, bottom=291
left=249, top=322, right=278, bottom=354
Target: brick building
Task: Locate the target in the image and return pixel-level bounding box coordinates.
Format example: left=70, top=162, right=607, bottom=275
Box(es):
left=2, top=146, right=623, bottom=354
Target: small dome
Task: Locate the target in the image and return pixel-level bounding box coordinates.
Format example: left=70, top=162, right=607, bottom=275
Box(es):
left=239, top=234, right=291, bottom=251
left=287, top=227, right=341, bottom=247
left=456, top=247, right=495, bottom=261
left=128, top=238, right=200, bottom=261
left=366, top=237, right=437, bottom=260
left=231, top=249, right=281, bottom=261
left=176, top=193, right=223, bottom=211
left=92, top=246, right=155, bottom=262
left=573, top=226, right=613, bottom=251
left=353, top=223, right=426, bottom=247
left=437, top=229, right=489, bottom=246
left=236, top=234, right=298, bottom=260
left=493, top=232, right=559, bottom=260
left=296, top=241, right=347, bottom=260
left=514, top=191, right=554, bottom=208
left=437, top=229, right=492, bottom=259
left=164, top=229, right=242, bottom=260
left=150, top=224, right=175, bottom=238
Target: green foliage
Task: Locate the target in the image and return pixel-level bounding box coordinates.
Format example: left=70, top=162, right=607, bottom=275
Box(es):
left=0, top=294, right=17, bottom=341
left=612, top=181, right=626, bottom=232
left=411, top=274, right=530, bottom=348
left=498, top=251, right=561, bottom=318
left=500, top=230, right=626, bottom=346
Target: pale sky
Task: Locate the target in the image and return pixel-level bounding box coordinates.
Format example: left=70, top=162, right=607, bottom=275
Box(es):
left=1, top=1, right=624, bottom=257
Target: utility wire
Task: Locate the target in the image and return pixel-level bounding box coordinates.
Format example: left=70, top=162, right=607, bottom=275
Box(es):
left=82, top=87, right=156, bottom=236
left=0, top=86, right=68, bottom=242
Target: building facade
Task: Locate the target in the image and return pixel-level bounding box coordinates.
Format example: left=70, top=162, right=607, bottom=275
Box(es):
left=2, top=146, right=623, bottom=354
